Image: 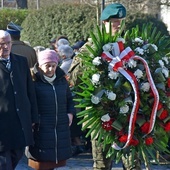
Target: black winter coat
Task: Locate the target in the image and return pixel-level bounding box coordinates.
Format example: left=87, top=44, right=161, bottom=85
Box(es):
left=26, top=65, right=76, bottom=163
left=0, top=53, right=38, bottom=151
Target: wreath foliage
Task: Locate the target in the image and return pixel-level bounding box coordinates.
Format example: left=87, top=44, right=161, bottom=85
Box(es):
left=74, top=22, right=170, bottom=166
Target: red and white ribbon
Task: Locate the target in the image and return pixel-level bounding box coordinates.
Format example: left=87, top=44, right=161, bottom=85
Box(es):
left=101, top=42, right=159, bottom=150
left=132, top=55, right=159, bottom=135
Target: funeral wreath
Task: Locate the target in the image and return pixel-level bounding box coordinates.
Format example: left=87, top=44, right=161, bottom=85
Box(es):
left=74, top=23, right=170, bottom=167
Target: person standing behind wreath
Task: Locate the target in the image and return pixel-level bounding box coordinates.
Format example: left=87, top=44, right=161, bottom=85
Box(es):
left=68, top=3, right=141, bottom=170
left=25, top=49, right=76, bottom=170
left=0, top=30, right=38, bottom=170
left=6, top=22, right=37, bottom=68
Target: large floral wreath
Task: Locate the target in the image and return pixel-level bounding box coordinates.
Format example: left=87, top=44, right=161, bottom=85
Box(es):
left=74, top=23, right=170, bottom=167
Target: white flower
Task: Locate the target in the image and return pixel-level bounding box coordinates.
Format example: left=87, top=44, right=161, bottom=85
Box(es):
left=135, top=47, right=144, bottom=55
left=141, top=82, right=150, bottom=92
left=162, top=57, right=169, bottom=65
left=120, top=104, right=129, bottom=114
left=92, top=74, right=100, bottom=85
left=116, top=38, right=125, bottom=43
left=151, top=44, right=158, bottom=51
left=134, top=69, right=143, bottom=79
left=101, top=113, right=110, bottom=122
left=108, top=70, right=119, bottom=79
left=127, top=59, right=137, bottom=68
left=134, top=37, right=144, bottom=44
left=158, top=60, right=164, bottom=67
left=106, top=91, right=116, bottom=101
left=102, top=43, right=112, bottom=52
left=92, top=56, right=102, bottom=66
left=91, top=95, right=100, bottom=104
left=162, top=67, right=169, bottom=78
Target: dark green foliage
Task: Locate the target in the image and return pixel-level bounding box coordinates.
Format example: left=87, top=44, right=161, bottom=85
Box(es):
left=21, top=3, right=96, bottom=47
left=0, top=8, right=28, bottom=30
left=1, top=4, right=169, bottom=49
left=125, top=13, right=169, bottom=36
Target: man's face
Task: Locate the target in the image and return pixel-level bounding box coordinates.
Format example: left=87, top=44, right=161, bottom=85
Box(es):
left=0, top=35, right=12, bottom=59
left=103, top=18, right=123, bottom=35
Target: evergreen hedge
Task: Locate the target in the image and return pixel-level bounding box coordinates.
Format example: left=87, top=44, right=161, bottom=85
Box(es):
left=125, top=13, right=169, bottom=36
left=1, top=4, right=169, bottom=48
left=0, top=8, right=28, bottom=30
left=21, top=3, right=97, bottom=47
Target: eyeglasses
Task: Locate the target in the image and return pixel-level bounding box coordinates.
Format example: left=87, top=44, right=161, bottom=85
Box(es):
left=0, top=41, right=11, bottom=47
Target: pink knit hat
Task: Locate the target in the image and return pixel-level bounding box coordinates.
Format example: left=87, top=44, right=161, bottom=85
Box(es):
left=38, top=49, right=59, bottom=66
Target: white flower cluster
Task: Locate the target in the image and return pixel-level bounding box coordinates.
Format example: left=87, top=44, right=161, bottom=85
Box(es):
left=119, top=104, right=129, bottom=114
left=101, top=113, right=111, bottom=122
left=92, top=56, right=102, bottom=66
left=106, top=90, right=116, bottom=101
left=102, top=43, right=113, bottom=52
left=91, top=90, right=117, bottom=104
left=108, top=70, right=119, bottom=79
left=141, top=82, right=150, bottom=92
left=158, top=58, right=169, bottom=78
left=133, top=37, right=158, bottom=56
left=91, top=73, right=100, bottom=85
left=134, top=69, right=143, bottom=79
left=91, top=95, right=100, bottom=104
left=90, top=37, right=169, bottom=115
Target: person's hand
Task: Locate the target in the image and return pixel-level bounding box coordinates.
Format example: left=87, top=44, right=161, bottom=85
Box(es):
left=32, top=123, right=36, bottom=132
left=67, top=113, right=73, bottom=126
left=32, top=123, right=39, bottom=131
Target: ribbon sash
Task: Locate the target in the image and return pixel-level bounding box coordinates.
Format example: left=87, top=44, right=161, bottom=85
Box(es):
left=101, top=42, right=159, bottom=150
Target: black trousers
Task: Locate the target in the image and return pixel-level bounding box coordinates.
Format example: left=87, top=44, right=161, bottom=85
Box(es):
left=0, top=149, right=24, bottom=170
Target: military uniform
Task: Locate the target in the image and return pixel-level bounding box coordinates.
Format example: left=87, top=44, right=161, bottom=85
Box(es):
left=6, top=22, right=37, bottom=68
left=68, top=3, right=140, bottom=170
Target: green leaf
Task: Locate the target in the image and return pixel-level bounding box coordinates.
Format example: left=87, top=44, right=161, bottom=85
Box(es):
left=86, top=120, right=101, bottom=138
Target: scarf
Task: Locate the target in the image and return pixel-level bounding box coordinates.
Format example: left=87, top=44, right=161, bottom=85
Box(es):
left=43, top=73, right=56, bottom=84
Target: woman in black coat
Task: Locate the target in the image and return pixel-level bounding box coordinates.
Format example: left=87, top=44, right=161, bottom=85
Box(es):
left=26, top=49, right=76, bottom=170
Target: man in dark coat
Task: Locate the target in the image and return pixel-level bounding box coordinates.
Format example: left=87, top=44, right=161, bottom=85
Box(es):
left=0, top=30, right=38, bottom=170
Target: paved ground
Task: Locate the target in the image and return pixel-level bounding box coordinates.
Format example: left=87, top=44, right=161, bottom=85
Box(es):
left=15, top=151, right=170, bottom=170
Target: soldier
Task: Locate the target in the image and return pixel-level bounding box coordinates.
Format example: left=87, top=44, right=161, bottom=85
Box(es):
left=6, top=22, right=37, bottom=68
left=68, top=3, right=141, bottom=170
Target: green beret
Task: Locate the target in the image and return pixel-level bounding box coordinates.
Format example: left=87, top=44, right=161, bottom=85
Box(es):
left=101, top=3, right=126, bottom=21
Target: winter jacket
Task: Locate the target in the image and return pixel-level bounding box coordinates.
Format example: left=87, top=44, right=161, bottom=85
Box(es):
left=0, top=53, right=38, bottom=152
left=26, top=64, right=76, bottom=163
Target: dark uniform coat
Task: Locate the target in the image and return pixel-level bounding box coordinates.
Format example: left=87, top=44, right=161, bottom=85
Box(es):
left=0, top=53, right=38, bottom=152
left=26, top=65, right=76, bottom=163
left=11, top=40, right=37, bottom=68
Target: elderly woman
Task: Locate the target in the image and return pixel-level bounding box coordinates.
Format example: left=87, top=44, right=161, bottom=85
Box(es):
left=26, top=49, right=75, bottom=170
left=57, top=44, right=74, bottom=75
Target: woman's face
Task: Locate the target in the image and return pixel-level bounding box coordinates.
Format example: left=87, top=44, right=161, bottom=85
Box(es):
left=39, top=62, right=57, bottom=77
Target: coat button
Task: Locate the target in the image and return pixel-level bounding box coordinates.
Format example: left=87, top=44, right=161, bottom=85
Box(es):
left=17, top=108, right=19, bottom=111
left=14, top=91, right=17, bottom=94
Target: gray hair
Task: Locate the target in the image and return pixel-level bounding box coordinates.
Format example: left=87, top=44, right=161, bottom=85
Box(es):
left=58, top=45, right=73, bottom=59
left=57, top=38, right=69, bottom=47
left=0, top=30, right=10, bottom=38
